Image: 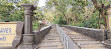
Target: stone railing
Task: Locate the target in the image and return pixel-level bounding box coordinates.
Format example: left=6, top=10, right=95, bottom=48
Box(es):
left=0, top=47, right=12, bottom=49
left=61, top=25, right=105, bottom=41
left=56, top=24, right=80, bottom=49
left=34, top=26, right=51, bottom=45
left=12, top=22, right=24, bottom=49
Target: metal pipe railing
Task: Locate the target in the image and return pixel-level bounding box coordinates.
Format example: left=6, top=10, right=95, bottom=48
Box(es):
left=56, top=24, right=80, bottom=49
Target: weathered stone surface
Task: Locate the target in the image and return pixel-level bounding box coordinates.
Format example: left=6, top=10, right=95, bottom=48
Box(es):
left=21, top=3, right=36, bottom=34
left=61, top=25, right=105, bottom=41
left=36, top=28, right=63, bottom=49
left=62, top=27, right=108, bottom=49
left=23, top=34, right=34, bottom=44
left=12, top=22, right=24, bottom=49
left=18, top=4, right=36, bottom=49
left=0, top=46, right=12, bottom=49
left=103, top=39, right=111, bottom=49
left=34, top=26, right=51, bottom=45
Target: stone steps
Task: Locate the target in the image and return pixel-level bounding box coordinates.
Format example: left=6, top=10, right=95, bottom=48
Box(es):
left=80, top=44, right=104, bottom=48
left=38, top=47, right=63, bottom=49
left=37, top=29, right=64, bottom=49
left=72, top=38, right=96, bottom=41
left=62, top=27, right=108, bottom=49
left=81, top=47, right=107, bottom=49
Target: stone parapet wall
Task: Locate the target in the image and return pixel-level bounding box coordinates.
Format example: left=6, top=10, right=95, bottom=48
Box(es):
left=61, top=25, right=104, bottom=41
left=34, top=26, right=51, bottom=45
left=0, top=47, right=12, bottom=49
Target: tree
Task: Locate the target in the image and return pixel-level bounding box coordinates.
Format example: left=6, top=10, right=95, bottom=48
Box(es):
left=91, top=0, right=111, bottom=29
left=0, top=0, right=14, bottom=21
left=0, top=0, right=39, bottom=21
left=0, top=0, right=41, bottom=31
left=46, top=0, right=89, bottom=24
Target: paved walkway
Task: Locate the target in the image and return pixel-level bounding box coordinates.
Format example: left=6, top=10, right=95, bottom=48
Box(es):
left=37, top=28, right=63, bottom=49
left=62, top=27, right=108, bottom=49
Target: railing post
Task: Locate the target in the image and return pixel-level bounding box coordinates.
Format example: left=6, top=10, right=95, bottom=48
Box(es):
left=17, top=4, right=36, bottom=49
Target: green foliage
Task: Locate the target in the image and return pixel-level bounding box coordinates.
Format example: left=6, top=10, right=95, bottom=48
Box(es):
left=0, top=1, right=14, bottom=21
left=73, top=10, right=105, bottom=28
left=0, top=0, right=39, bottom=21
left=8, top=9, right=24, bottom=21
left=0, top=0, right=41, bottom=31
left=45, top=0, right=109, bottom=28
left=0, top=0, right=110, bottom=29
left=33, top=21, right=40, bottom=31
left=53, top=16, right=67, bottom=25
left=46, top=0, right=89, bottom=24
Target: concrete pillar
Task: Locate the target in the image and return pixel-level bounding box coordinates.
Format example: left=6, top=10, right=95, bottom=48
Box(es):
left=21, top=4, right=36, bottom=34
left=17, top=4, right=36, bottom=49
left=107, top=7, right=111, bottom=39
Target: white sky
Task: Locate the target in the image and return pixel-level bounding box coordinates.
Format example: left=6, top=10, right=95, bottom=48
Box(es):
left=38, top=0, right=46, bottom=7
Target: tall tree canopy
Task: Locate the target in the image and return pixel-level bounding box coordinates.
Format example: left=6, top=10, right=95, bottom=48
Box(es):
left=0, top=0, right=111, bottom=29
left=44, top=0, right=111, bottom=28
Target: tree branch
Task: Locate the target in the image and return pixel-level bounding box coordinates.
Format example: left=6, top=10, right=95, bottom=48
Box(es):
left=91, top=0, right=99, bottom=9
left=86, top=9, right=95, bottom=20
left=104, top=4, right=110, bottom=10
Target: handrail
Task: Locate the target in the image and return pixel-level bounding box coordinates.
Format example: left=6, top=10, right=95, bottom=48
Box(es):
left=56, top=24, right=80, bottom=49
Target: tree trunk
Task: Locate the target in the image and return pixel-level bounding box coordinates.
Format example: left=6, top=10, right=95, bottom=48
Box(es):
left=91, top=0, right=110, bottom=29
left=63, top=12, right=68, bottom=24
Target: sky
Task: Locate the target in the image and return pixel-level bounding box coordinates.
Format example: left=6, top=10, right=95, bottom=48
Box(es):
left=37, top=0, right=92, bottom=7
left=38, top=0, right=46, bottom=7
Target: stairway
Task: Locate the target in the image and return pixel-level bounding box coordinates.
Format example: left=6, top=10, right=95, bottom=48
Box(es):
left=36, top=28, right=63, bottom=49
left=62, top=27, right=108, bottom=49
